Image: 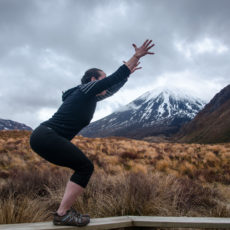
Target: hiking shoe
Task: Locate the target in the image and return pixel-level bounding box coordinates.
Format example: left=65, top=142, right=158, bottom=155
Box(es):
left=69, top=207, right=90, bottom=218
left=53, top=207, right=90, bottom=218
left=53, top=208, right=90, bottom=226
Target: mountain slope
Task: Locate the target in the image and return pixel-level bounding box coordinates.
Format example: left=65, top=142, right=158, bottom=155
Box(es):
left=175, top=84, right=230, bottom=143
left=0, top=118, right=32, bottom=131
left=79, top=88, right=206, bottom=139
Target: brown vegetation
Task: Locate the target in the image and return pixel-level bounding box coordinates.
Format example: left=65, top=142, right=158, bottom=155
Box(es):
left=0, top=130, right=230, bottom=225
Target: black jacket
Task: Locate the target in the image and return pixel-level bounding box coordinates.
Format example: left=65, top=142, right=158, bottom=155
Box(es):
left=40, top=64, right=131, bottom=140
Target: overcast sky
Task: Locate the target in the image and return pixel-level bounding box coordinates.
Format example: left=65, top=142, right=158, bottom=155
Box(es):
left=0, top=0, right=229, bottom=129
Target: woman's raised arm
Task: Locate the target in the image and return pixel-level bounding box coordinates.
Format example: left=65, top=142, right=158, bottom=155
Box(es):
left=79, top=39, right=155, bottom=97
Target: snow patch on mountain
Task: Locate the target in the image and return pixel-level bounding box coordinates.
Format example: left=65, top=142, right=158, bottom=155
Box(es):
left=79, top=87, right=207, bottom=138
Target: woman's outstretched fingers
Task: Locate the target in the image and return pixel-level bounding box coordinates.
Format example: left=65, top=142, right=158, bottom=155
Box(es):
left=132, top=65, right=142, bottom=73
left=128, top=60, right=142, bottom=73
left=132, top=43, right=137, bottom=50
left=134, top=61, right=142, bottom=71
left=142, top=39, right=149, bottom=47
left=147, top=44, right=155, bottom=50
left=146, top=40, right=152, bottom=48
left=131, top=39, right=155, bottom=59
left=146, top=41, right=155, bottom=55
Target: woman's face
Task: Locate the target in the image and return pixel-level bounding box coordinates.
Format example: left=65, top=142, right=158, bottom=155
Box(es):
left=98, top=70, right=106, bottom=80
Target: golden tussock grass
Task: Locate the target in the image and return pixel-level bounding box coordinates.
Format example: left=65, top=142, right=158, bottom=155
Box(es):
left=0, top=130, right=230, bottom=225
left=0, top=168, right=229, bottom=224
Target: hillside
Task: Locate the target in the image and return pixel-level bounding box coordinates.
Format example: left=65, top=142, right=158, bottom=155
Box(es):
left=0, top=118, right=32, bottom=131
left=176, top=84, right=230, bottom=143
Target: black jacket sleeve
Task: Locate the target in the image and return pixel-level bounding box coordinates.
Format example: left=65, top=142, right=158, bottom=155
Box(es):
left=79, top=64, right=131, bottom=97
left=95, top=78, right=128, bottom=101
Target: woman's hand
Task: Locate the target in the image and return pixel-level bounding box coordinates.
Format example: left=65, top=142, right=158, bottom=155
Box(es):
left=124, top=39, right=155, bottom=73
left=123, top=60, right=142, bottom=74
left=133, top=39, right=155, bottom=59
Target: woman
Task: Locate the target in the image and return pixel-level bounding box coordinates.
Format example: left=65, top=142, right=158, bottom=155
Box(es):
left=29, top=39, right=155, bottom=226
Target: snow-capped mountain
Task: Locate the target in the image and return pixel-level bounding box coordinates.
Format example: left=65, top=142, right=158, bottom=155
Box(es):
left=79, top=88, right=206, bottom=139
left=0, top=118, right=32, bottom=131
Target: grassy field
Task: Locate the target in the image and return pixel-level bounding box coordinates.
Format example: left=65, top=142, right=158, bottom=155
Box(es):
left=0, top=130, right=230, bottom=227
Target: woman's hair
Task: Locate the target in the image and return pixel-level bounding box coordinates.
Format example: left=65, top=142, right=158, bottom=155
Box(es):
left=81, top=68, right=102, bottom=84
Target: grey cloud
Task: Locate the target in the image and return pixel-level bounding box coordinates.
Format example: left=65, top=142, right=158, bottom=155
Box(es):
left=0, top=0, right=229, bottom=128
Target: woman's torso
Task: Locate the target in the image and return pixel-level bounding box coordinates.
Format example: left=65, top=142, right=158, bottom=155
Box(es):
left=40, top=86, right=97, bottom=140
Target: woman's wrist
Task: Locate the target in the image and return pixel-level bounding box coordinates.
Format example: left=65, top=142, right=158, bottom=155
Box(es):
left=133, top=54, right=140, bottom=59
left=125, top=54, right=141, bottom=72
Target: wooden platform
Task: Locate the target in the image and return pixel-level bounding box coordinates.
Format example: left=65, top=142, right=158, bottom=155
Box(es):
left=0, top=215, right=230, bottom=229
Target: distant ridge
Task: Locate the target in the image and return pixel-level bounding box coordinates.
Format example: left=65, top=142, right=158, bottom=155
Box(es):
left=0, top=118, right=32, bottom=131
left=175, top=84, right=230, bottom=143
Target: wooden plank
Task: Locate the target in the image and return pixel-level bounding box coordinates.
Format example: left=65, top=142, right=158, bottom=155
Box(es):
left=0, top=216, right=230, bottom=229
left=0, top=216, right=132, bottom=230
left=129, top=215, right=230, bottom=229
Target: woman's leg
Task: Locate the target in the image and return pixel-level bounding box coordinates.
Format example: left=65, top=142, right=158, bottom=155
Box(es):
left=30, top=125, right=94, bottom=215
left=57, top=180, right=84, bottom=216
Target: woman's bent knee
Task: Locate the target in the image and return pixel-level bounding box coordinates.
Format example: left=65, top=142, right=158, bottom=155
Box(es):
left=70, top=162, right=94, bottom=188
left=74, top=158, right=94, bottom=174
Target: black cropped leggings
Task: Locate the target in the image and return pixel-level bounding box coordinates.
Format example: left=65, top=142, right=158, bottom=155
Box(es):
left=29, top=124, right=94, bottom=188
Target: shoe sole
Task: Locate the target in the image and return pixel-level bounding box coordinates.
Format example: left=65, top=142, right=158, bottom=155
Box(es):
left=53, top=219, right=90, bottom=226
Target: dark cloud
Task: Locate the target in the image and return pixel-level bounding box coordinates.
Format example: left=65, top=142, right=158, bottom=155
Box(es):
left=0, top=0, right=229, bottom=128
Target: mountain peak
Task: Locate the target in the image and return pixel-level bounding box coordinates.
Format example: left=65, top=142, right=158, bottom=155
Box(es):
left=140, top=87, right=206, bottom=104
left=80, top=87, right=206, bottom=139
left=116, top=87, right=206, bottom=114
